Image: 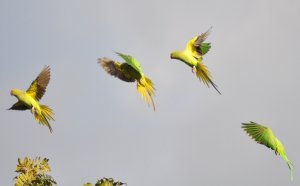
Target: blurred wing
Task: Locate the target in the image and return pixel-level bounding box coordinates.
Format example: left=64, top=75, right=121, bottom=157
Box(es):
left=193, top=27, right=212, bottom=55
left=26, top=66, right=50, bottom=101
left=8, top=101, right=28, bottom=110
left=98, top=58, right=136, bottom=82
left=115, top=52, right=144, bottom=76
left=242, top=121, right=276, bottom=150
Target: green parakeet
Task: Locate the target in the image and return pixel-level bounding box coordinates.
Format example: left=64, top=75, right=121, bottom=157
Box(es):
left=170, top=28, right=221, bottom=94
left=98, top=52, right=155, bottom=111
left=242, top=121, right=293, bottom=180
left=9, top=66, right=54, bottom=133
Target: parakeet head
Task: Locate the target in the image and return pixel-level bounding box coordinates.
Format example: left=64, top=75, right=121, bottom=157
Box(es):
left=10, top=89, right=23, bottom=97
left=170, top=51, right=180, bottom=60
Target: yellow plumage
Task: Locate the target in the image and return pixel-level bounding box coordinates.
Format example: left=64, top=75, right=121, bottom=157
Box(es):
left=33, top=105, right=54, bottom=132
left=9, top=66, right=54, bottom=132
left=137, top=77, right=155, bottom=111
left=170, top=28, right=221, bottom=94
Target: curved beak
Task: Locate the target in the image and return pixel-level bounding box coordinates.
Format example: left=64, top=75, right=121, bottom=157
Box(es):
left=170, top=53, right=174, bottom=59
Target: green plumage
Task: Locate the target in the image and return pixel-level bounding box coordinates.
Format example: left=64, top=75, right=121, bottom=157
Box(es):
left=200, top=43, right=211, bottom=55
left=115, top=52, right=144, bottom=76
left=242, top=121, right=293, bottom=180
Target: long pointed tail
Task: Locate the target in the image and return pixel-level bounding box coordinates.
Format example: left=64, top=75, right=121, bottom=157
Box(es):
left=34, top=105, right=54, bottom=133
left=137, top=77, right=156, bottom=111
left=196, top=62, right=221, bottom=94
left=282, top=154, right=293, bottom=181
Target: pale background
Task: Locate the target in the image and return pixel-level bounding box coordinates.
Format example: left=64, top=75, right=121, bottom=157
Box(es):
left=0, top=0, right=299, bottom=185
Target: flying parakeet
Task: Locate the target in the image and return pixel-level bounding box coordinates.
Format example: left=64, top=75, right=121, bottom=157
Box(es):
left=242, top=121, right=293, bottom=180
left=98, top=52, right=155, bottom=111
left=9, top=66, right=54, bottom=133
left=170, top=28, right=221, bottom=94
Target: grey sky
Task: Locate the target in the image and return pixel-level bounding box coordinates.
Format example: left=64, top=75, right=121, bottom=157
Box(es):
left=0, top=0, right=299, bottom=185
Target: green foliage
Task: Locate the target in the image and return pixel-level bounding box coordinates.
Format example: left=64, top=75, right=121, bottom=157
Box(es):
left=84, top=177, right=126, bottom=186
left=31, top=175, right=57, bottom=186
left=14, top=157, right=56, bottom=186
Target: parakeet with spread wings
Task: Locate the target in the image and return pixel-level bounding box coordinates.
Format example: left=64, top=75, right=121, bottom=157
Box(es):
left=98, top=52, right=155, bottom=111
left=242, top=121, right=293, bottom=180
left=170, top=28, right=221, bottom=94
left=9, top=66, right=54, bottom=133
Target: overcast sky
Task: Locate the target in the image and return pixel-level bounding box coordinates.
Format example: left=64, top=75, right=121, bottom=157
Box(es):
left=1, top=0, right=300, bottom=185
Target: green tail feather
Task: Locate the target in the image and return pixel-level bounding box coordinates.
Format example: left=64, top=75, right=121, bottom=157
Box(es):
left=282, top=154, right=293, bottom=181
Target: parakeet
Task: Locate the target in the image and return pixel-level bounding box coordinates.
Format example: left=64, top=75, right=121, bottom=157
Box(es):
left=9, top=66, right=54, bottom=133
left=98, top=52, right=155, bottom=111
left=170, top=28, right=221, bottom=94
left=242, top=121, right=293, bottom=180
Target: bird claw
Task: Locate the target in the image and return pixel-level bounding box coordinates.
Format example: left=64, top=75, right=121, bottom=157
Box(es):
left=192, top=66, right=197, bottom=73
left=31, top=107, right=35, bottom=114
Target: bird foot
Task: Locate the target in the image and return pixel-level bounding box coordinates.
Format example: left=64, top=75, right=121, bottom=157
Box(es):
left=31, top=107, right=35, bottom=114
left=192, top=66, right=197, bottom=73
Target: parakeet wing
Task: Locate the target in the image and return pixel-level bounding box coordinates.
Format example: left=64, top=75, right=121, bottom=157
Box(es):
left=26, top=66, right=50, bottom=101
left=198, top=43, right=211, bottom=55
left=194, top=27, right=212, bottom=55
left=242, top=121, right=294, bottom=180
left=242, top=121, right=276, bottom=150
left=8, top=101, right=28, bottom=110
left=115, top=52, right=144, bottom=76
left=98, top=58, right=136, bottom=82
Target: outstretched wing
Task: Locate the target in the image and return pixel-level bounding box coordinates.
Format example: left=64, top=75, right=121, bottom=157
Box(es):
left=242, top=121, right=277, bottom=150
left=8, top=101, right=28, bottom=110
left=115, top=52, right=144, bottom=76
left=26, top=66, right=51, bottom=101
left=185, top=27, right=212, bottom=58
left=193, top=27, right=212, bottom=55
left=98, top=57, right=136, bottom=82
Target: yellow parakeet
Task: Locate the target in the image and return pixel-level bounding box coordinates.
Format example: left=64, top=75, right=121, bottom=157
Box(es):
left=9, top=66, right=54, bottom=132
left=170, top=28, right=221, bottom=94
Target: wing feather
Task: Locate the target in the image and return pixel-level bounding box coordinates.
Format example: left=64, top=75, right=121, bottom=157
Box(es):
left=242, top=122, right=276, bottom=150
left=193, top=27, right=212, bottom=55
left=8, top=101, right=28, bottom=110
left=242, top=121, right=293, bottom=180
left=115, top=52, right=144, bottom=76
left=98, top=58, right=136, bottom=82
left=26, top=66, right=50, bottom=101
